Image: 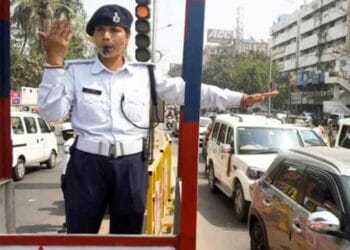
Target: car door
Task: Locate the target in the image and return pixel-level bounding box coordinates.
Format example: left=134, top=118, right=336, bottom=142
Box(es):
left=23, top=116, right=43, bottom=163
left=222, top=126, right=235, bottom=188
left=214, top=123, right=228, bottom=187
left=11, top=116, right=26, bottom=165
left=207, top=122, right=221, bottom=171
left=260, top=161, right=306, bottom=250
left=37, top=118, right=54, bottom=159
left=291, top=168, right=346, bottom=250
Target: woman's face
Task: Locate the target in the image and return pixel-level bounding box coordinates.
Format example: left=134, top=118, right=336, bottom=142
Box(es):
left=93, top=25, right=129, bottom=59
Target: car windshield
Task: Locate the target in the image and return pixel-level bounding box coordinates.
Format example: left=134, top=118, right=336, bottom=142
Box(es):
left=299, top=129, right=327, bottom=146
left=238, top=127, right=303, bottom=154
left=200, top=117, right=211, bottom=128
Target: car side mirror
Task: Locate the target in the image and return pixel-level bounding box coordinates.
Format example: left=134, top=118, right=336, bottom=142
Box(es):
left=220, top=143, right=233, bottom=154
left=50, top=125, right=55, bottom=132
left=307, top=211, right=340, bottom=233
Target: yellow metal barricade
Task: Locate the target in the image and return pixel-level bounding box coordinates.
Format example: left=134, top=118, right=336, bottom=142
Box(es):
left=146, top=135, right=173, bottom=235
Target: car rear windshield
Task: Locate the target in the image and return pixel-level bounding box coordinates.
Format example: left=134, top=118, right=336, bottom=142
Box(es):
left=238, top=127, right=303, bottom=154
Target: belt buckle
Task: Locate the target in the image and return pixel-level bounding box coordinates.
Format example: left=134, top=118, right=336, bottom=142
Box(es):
left=109, top=144, right=116, bottom=157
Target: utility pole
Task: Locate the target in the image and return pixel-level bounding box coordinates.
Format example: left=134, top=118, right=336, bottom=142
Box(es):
left=346, top=0, right=350, bottom=52
left=268, top=53, right=272, bottom=116
left=151, top=0, right=158, bottom=63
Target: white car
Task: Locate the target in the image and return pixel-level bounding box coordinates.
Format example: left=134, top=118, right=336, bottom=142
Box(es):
left=206, top=114, right=323, bottom=221
left=199, top=116, right=212, bottom=147
left=335, top=118, right=350, bottom=149
left=11, top=111, right=58, bottom=181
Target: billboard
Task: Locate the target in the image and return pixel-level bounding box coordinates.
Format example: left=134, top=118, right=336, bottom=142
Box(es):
left=207, top=29, right=233, bottom=44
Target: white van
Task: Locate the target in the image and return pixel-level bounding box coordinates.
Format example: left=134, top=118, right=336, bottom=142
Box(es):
left=335, top=118, right=350, bottom=149
left=11, top=111, right=58, bottom=181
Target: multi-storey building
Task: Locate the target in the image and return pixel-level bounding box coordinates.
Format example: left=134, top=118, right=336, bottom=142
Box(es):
left=271, top=0, right=350, bottom=115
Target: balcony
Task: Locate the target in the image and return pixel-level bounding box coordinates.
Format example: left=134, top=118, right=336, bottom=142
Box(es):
left=326, top=23, right=346, bottom=42
left=285, top=42, right=297, bottom=56
left=272, top=26, right=298, bottom=47
left=299, top=52, right=318, bottom=67
left=283, top=58, right=297, bottom=71
left=300, top=34, right=318, bottom=51
left=322, top=2, right=346, bottom=25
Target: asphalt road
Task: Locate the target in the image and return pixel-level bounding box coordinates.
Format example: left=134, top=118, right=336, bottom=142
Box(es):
left=12, top=133, right=250, bottom=249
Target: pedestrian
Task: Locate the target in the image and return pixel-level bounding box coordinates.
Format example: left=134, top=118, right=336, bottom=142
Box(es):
left=327, top=118, right=338, bottom=147
left=38, top=4, right=278, bottom=234
left=312, top=119, right=326, bottom=141
left=59, top=121, right=75, bottom=233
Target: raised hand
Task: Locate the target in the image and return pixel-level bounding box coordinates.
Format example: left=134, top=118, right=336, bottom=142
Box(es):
left=241, top=90, right=279, bottom=107
left=38, top=19, right=73, bottom=66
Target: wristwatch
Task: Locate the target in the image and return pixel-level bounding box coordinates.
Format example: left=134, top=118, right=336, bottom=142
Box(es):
left=43, top=62, right=64, bottom=68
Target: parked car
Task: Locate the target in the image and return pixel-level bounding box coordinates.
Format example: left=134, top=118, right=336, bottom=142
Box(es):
left=297, top=126, right=328, bottom=147
left=328, top=113, right=350, bottom=126
left=335, top=118, right=350, bottom=149
left=199, top=116, right=212, bottom=147
left=206, top=114, right=326, bottom=221
left=11, top=111, right=58, bottom=181
left=249, top=147, right=350, bottom=250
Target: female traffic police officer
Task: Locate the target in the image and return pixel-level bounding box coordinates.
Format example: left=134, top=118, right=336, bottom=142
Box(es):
left=38, top=4, right=278, bottom=234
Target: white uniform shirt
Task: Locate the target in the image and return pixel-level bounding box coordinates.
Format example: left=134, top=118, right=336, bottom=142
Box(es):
left=39, top=58, right=243, bottom=144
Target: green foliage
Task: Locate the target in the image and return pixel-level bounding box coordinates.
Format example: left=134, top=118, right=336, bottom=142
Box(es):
left=203, top=46, right=288, bottom=110
left=10, top=0, right=92, bottom=89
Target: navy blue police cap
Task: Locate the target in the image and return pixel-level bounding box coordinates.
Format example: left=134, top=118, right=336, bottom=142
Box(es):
left=86, top=4, right=133, bottom=36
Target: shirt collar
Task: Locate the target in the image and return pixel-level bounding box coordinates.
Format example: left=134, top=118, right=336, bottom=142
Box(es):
left=91, top=57, right=135, bottom=75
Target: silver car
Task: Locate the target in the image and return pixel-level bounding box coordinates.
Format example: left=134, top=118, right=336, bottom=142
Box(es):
left=249, top=147, right=350, bottom=250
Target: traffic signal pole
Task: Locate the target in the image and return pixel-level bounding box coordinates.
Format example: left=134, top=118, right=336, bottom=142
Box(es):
left=177, top=0, right=206, bottom=249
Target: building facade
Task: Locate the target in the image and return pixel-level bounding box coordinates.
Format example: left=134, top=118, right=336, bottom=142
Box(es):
left=271, top=0, right=350, bottom=115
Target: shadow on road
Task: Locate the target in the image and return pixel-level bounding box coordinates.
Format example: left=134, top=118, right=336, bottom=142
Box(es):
left=38, top=200, right=65, bottom=216
left=197, top=180, right=247, bottom=231
left=16, top=224, right=63, bottom=234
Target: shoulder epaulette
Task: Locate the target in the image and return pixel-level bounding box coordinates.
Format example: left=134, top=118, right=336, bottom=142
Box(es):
left=64, top=59, right=95, bottom=69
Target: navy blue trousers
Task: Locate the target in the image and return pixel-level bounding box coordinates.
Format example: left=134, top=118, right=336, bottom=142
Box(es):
left=63, top=147, right=148, bottom=234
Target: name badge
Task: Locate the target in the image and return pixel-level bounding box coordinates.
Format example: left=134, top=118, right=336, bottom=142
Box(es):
left=82, top=87, right=102, bottom=95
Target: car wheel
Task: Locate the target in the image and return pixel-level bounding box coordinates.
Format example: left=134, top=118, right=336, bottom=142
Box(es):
left=233, top=181, right=249, bottom=222
left=13, top=158, right=26, bottom=181
left=250, top=221, right=268, bottom=250
left=208, top=163, right=218, bottom=193
left=46, top=150, right=57, bottom=169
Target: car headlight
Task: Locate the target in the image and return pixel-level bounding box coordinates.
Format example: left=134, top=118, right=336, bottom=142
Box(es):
left=246, top=167, right=264, bottom=180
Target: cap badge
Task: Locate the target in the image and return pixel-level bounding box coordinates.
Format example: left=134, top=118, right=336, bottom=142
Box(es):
left=113, top=12, right=120, bottom=23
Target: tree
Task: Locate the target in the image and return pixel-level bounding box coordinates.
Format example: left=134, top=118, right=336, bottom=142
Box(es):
left=202, top=46, right=288, bottom=110
left=11, top=0, right=92, bottom=89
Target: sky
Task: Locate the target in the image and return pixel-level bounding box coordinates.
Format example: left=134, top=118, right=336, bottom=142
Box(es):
left=82, top=0, right=310, bottom=65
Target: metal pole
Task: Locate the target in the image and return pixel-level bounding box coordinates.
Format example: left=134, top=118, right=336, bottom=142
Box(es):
left=268, top=53, right=272, bottom=116
left=151, top=0, right=158, bottom=63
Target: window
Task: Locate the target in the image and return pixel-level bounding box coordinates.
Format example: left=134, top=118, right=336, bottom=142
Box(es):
left=303, top=170, right=340, bottom=215
left=24, top=117, right=37, bottom=134
left=225, top=127, right=234, bottom=148
left=274, top=163, right=306, bottom=202
left=38, top=118, right=51, bottom=133
left=211, top=122, right=221, bottom=143
left=339, top=125, right=350, bottom=149
left=217, top=124, right=227, bottom=144
left=11, top=117, right=24, bottom=134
